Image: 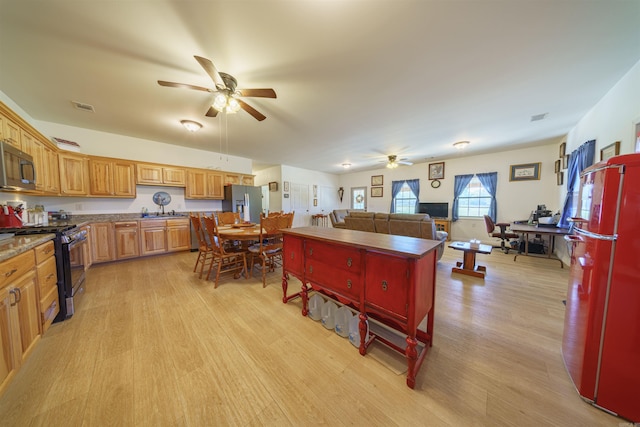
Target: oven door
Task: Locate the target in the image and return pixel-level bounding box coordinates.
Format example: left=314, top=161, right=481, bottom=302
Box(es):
left=64, top=232, right=87, bottom=316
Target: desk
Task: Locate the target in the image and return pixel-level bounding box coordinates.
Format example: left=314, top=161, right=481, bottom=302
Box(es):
left=281, top=227, right=440, bottom=389
left=509, top=223, right=570, bottom=268
left=448, top=241, right=493, bottom=278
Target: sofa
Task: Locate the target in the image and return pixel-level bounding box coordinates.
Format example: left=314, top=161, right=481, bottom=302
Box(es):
left=343, top=212, right=448, bottom=260
left=329, top=209, right=365, bottom=229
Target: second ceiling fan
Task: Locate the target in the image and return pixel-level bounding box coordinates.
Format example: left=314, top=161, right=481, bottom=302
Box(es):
left=384, top=155, right=413, bottom=169
left=158, top=55, right=276, bottom=121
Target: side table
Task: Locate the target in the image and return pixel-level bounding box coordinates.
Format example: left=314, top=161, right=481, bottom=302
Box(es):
left=448, top=241, right=493, bottom=278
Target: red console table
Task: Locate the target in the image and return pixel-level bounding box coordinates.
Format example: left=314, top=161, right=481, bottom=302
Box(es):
left=281, top=227, right=440, bottom=388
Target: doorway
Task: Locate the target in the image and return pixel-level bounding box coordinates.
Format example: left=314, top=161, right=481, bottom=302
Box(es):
left=351, top=187, right=367, bottom=210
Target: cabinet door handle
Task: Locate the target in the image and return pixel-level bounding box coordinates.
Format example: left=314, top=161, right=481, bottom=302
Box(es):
left=346, top=257, right=352, bottom=267
left=4, top=268, right=17, bottom=278
left=381, top=280, right=388, bottom=291
left=9, top=289, right=17, bottom=306
left=15, top=288, right=21, bottom=303
left=347, top=279, right=352, bottom=289
left=46, top=273, right=55, bottom=280
left=290, top=252, right=294, bottom=260
left=309, top=265, right=313, bottom=274
left=309, top=248, right=313, bottom=256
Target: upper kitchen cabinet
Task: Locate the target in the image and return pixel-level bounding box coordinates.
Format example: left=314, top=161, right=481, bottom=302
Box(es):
left=89, top=157, right=136, bottom=198
left=0, top=113, right=21, bottom=148
left=136, top=163, right=186, bottom=187
left=186, top=169, right=224, bottom=199
left=58, top=152, right=89, bottom=196
left=20, top=130, right=45, bottom=192
left=44, top=147, right=60, bottom=194
left=224, top=172, right=254, bottom=186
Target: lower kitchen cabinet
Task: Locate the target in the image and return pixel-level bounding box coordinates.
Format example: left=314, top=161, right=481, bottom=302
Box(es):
left=167, top=218, right=190, bottom=252
left=115, top=221, right=140, bottom=260
left=140, top=219, right=167, bottom=256
left=0, top=249, right=41, bottom=396
left=34, top=241, right=59, bottom=333
left=91, top=222, right=116, bottom=263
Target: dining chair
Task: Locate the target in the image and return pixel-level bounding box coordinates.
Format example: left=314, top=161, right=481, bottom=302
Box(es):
left=217, top=211, right=241, bottom=225
left=202, top=215, right=248, bottom=288
left=248, top=215, right=290, bottom=287
left=189, top=212, right=214, bottom=279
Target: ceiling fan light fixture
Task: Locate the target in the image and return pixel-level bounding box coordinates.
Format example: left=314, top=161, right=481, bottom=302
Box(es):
left=181, top=120, right=202, bottom=132
left=227, top=97, right=241, bottom=113
left=386, top=161, right=398, bottom=169
left=213, top=93, right=228, bottom=112
left=453, top=140, right=470, bottom=150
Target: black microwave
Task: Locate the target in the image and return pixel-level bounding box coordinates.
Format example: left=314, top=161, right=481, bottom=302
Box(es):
left=0, top=141, right=36, bottom=191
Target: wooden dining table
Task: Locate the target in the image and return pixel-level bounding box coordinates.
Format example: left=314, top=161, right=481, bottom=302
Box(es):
left=217, top=224, right=262, bottom=242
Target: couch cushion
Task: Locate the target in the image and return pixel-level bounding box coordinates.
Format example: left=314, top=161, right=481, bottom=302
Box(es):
left=349, top=211, right=375, bottom=218
left=388, top=213, right=430, bottom=221
left=333, top=209, right=350, bottom=222
left=374, top=213, right=390, bottom=234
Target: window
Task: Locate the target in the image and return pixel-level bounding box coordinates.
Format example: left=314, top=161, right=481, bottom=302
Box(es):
left=393, top=182, right=418, bottom=214
left=457, top=176, right=491, bottom=217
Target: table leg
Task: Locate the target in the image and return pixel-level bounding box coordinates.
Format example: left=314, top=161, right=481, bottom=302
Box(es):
left=451, top=250, right=487, bottom=278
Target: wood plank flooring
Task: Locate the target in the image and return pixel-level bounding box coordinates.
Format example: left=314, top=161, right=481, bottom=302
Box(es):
left=0, top=246, right=622, bottom=426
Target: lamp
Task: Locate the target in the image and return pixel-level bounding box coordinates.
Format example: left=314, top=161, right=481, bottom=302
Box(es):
left=453, top=140, right=470, bottom=150
left=338, top=187, right=344, bottom=202
left=181, top=120, right=202, bottom=132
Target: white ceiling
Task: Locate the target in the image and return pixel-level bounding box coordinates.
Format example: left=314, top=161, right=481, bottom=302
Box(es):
left=1, top=1, right=638, bottom=174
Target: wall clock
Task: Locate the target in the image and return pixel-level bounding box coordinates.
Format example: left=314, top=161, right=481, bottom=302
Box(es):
left=431, top=179, right=441, bottom=189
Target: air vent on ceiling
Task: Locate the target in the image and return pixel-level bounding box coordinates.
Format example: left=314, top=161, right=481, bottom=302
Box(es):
left=71, top=101, right=95, bottom=113
left=530, top=113, right=548, bottom=122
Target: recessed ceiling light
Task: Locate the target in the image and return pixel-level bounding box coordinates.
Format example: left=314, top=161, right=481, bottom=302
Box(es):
left=453, top=141, right=470, bottom=149
left=181, top=120, right=202, bottom=132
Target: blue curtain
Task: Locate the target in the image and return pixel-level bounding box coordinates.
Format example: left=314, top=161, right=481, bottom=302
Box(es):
left=559, top=139, right=596, bottom=228
left=476, top=172, right=498, bottom=222
left=390, top=180, right=405, bottom=213
left=452, top=174, right=474, bottom=221
left=406, top=179, right=420, bottom=213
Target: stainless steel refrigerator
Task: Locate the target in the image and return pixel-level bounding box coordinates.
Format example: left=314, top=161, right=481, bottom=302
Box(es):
left=222, top=185, right=262, bottom=223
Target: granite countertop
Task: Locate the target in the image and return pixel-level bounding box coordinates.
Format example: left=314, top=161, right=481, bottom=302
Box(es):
left=0, top=234, right=56, bottom=263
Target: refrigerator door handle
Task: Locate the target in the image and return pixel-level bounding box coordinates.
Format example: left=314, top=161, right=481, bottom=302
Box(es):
left=563, top=234, right=584, bottom=258
left=575, top=227, right=617, bottom=241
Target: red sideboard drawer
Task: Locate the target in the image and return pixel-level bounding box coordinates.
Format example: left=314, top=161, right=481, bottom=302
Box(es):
left=306, top=259, right=362, bottom=302
left=364, top=253, right=410, bottom=320
left=283, top=235, right=304, bottom=277
left=306, top=240, right=361, bottom=273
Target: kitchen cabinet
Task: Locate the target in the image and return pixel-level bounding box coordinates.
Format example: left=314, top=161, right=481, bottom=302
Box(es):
left=114, top=221, right=140, bottom=260
left=91, top=222, right=116, bottom=263
left=136, top=163, right=186, bottom=187
left=166, top=218, right=190, bottom=252
left=186, top=169, right=224, bottom=199
left=35, top=241, right=59, bottom=333
left=44, top=147, right=60, bottom=194
left=0, top=113, right=21, bottom=148
left=21, top=130, right=46, bottom=192
left=224, top=172, right=254, bottom=186
left=89, top=157, right=136, bottom=197
left=0, top=250, right=40, bottom=396
left=140, top=219, right=167, bottom=256
left=59, top=152, right=89, bottom=196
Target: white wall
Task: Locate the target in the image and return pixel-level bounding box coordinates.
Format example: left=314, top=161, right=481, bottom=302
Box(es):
left=254, top=165, right=283, bottom=213
left=337, top=141, right=562, bottom=242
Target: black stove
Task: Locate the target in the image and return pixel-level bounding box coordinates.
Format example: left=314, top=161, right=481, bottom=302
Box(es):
left=1, top=223, right=86, bottom=321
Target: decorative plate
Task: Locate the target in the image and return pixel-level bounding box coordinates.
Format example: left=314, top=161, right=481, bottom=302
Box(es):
left=152, top=191, right=172, bottom=206
left=431, top=179, right=441, bottom=189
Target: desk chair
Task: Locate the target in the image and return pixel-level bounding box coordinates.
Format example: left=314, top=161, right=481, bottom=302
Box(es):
left=484, top=215, right=519, bottom=254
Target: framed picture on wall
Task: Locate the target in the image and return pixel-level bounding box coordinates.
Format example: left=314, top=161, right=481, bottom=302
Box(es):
left=283, top=181, right=289, bottom=192
left=600, top=141, right=620, bottom=161
left=371, top=175, right=383, bottom=186
left=562, top=155, right=569, bottom=169
left=557, top=172, right=564, bottom=186
left=559, top=142, right=566, bottom=157
left=509, top=162, right=541, bottom=181
left=428, top=162, right=445, bottom=180
left=554, top=159, right=561, bottom=173
left=268, top=182, right=278, bottom=192
left=371, top=187, right=383, bottom=197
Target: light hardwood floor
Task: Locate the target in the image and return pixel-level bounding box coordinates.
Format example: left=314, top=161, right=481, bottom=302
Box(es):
left=0, top=246, right=622, bottom=426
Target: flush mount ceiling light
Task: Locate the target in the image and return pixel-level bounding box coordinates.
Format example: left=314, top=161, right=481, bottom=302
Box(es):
left=453, top=140, right=470, bottom=150
left=342, top=163, right=352, bottom=169
left=181, top=120, right=202, bottom=132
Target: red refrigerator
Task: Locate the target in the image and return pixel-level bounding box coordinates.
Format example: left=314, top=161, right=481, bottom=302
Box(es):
left=563, top=153, right=640, bottom=422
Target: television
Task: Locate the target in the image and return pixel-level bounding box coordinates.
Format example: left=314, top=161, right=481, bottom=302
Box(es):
left=418, top=202, right=449, bottom=219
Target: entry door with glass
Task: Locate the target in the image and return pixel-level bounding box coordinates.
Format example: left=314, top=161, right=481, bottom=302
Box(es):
left=351, top=187, right=366, bottom=210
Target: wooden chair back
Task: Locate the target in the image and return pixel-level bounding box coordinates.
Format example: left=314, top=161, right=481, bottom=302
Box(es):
left=217, top=211, right=241, bottom=225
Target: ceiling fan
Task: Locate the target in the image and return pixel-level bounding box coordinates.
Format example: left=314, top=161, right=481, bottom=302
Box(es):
left=383, top=155, right=413, bottom=169
left=158, top=55, right=276, bottom=121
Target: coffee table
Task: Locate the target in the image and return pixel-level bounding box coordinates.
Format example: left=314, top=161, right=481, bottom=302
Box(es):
left=449, top=241, right=493, bottom=278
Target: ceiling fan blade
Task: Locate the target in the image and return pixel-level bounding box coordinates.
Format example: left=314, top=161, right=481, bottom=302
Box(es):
left=238, top=88, right=277, bottom=98
left=205, top=107, right=219, bottom=118
left=194, top=55, right=226, bottom=90
left=158, top=80, right=214, bottom=93
left=398, top=160, right=413, bottom=166
left=238, top=99, right=266, bottom=121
